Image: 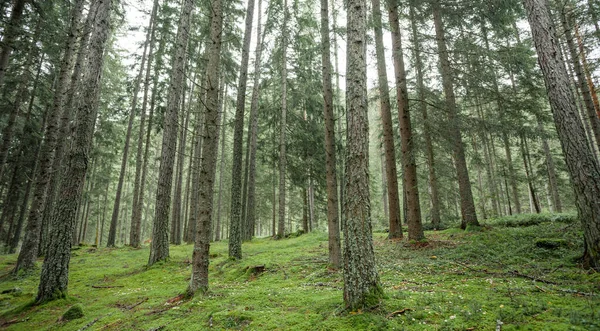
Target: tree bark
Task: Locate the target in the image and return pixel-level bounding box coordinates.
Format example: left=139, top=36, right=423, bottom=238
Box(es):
left=188, top=0, right=223, bottom=293
left=343, top=0, right=383, bottom=310
left=388, top=0, right=423, bottom=241
left=370, top=0, right=401, bottom=240
left=36, top=0, right=112, bottom=303
left=523, top=0, right=600, bottom=270
left=277, top=0, right=289, bottom=240
left=320, top=0, right=342, bottom=267
left=431, top=0, right=478, bottom=229
left=149, top=0, right=194, bottom=265
left=245, top=0, right=264, bottom=243
left=14, top=0, right=85, bottom=274
left=537, top=119, right=562, bottom=212
left=214, top=89, right=228, bottom=242
left=0, top=0, right=26, bottom=87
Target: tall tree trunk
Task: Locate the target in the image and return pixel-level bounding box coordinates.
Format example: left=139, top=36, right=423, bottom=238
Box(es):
left=388, top=0, right=423, bottom=240
left=108, top=17, right=151, bottom=247
left=13, top=0, right=85, bottom=274
left=537, top=119, right=562, bottom=212
left=343, top=0, right=383, bottom=310
left=188, top=0, right=224, bottom=293
left=409, top=3, right=440, bottom=228
left=148, top=0, right=194, bottom=265
left=523, top=0, right=600, bottom=270
left=245, top=0, right=264, bottom=243
left=0, top=0, right=26, bottom=87
left=560, top=7, right=600, bottom=151
left=321, top=0, right=342, bottom=267
left=331, top=0, right=345, bottom=231
left=36, top=0, right=112, bottom=302
left=277, top=0, right=289, bottom=239
left=130, top=0, right=159, bottom=248
left=370, top=0, right=402, bottom=239
left=431, top=0, right=478, bottom=229
left=502, top=134, right=521, bottom=214
left=229, top=0, right=256, bottom=257
left=214, top=90, right=228, bottom=242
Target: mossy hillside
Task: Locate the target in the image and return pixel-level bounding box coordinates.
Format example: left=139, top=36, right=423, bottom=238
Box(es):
left=0, top=213, right=597, bottom=330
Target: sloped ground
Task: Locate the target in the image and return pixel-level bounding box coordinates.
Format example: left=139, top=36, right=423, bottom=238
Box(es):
left=0, top=213, right=598, bottom=330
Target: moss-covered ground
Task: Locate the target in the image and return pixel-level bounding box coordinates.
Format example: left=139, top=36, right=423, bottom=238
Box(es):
left=0, top=213, right=598, bottom=330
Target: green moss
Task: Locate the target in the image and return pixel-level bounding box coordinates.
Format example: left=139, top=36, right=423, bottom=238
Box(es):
left=62, top=304, right=84, bottom=321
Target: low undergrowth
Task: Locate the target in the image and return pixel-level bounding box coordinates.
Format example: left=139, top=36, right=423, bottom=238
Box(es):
left=0, top=212, right=598, bottom=330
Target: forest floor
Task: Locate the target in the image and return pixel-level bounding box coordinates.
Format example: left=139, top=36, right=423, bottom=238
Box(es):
left=0, top=213, right=598, bottom=330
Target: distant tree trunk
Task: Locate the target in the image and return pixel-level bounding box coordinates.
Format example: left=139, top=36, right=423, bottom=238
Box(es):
left=537, top=119, right=562, bottom=212
left=409, top=3, right=440, bottom=228
left=524, top=0, right=600, bottom=270
left=431, top=0, right=478, bottom=229
left=36, top=0, right=112, bottom=303
left=228, top=0, right=255, bottom=257
left=388, top=0, right=423, bottom=240
left=331, top=0, right=345, bottom=231
left=130, top=0, right=159, bottom=248
left=13, top=0, right=85, bottom=274
left=320, top=0, right=342, bottom=267
left=272, top=159, right=277, bottom=237
left=343, top=0, right=383, bottom=310
left=503, top=133, right=521, bottom=214
left=0, top=0, right=26, bottom=87
left=370, top=0, right=402, bottom=240
left=188, top=0, right=223, bottom=294
left=380, top=152, right=389, bottom=220
left=520, top=136, right=540, bottom=213
left=108, top=18, right=151, bottom=247
left=245, top=0, right=264, bottom=243
left=148, top=0, right=194, bottom=266
left=560, top=9, right=600, bottom=151
left=277, top=0, right=289, bottom=240
left=214, top=91, right=228, bottom=242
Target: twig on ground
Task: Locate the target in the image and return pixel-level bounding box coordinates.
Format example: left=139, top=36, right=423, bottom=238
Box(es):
left=386, top=308, right=412, bottom=318
left=91, top=285, right=124, bottom=289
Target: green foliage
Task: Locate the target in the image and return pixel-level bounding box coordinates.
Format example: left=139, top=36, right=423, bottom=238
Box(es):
left=61, top=304, right=84, bottom=321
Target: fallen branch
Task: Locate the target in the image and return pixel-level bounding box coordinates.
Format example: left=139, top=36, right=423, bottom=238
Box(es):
left=386, top=308, right=412, bottom=318
left=77, top=312, right=113, bottom=331
left=508, top=270, right=560, bottom=285
left=91, top=285, right=124, bottom=289
left=125, top=297, right=148, bottom=310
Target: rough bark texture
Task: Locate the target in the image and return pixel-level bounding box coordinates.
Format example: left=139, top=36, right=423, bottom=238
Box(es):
left=523, top=0, right=600, bottom=270
left=432, top=0, right=478, bottom=229
left=277, top=0, right=289, bottom=239
left=388, top=0, right=423, bottom=241
left=149, top=0, right=194, bottom=265
left=320, top=0, right=342, bottom=267
left=189, top=0, right=223, bottom=293
left=14, top=0, right=85, bottom=274
left=409, top=3, right=440, bottom=227
left=245, top=0, right=264, bottom=242
left=343, top=0, right=384, bottom=310
left=107, top=18, right=151, bottom=247
left=228, top=0, right=256, bottom=257
left=0, top=0, right=26, bottom=87
left=371, top=0, right=402, bottom=240
left=130, top=0, right=158, bottom=248
left=36, top=0, right=112, bottom=303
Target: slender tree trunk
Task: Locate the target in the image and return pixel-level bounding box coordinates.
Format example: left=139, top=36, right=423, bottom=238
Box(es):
left=188, top=0, right=223, bottom=293
left=388, top=0, right=423, bottom=240
left=524, top=0, right=600, bottom=270
left=409, top=3, right=440, bottom=228
left=228, top=0, right=256, bottom=258
left=371, top=0, right=402, bottom=239
left=537, top=119, right=562, bottom=212
left=108, top=22, right=151, bottom=247
left=277, top=0, right=289, bottom=240
left=0, top=0, right=26, bottom=87
left=245, top=0, right=264, bottom=243
left=431, top=0, right=478, bottom=229
left=214, top=91, right=228, bottom=242
left=320, top=0, right=342, bottom=266
left=561, top=8, right=600, bottom=151
left=36, top=0, right=112, bottom=302
left=343, top=0, right=383, bottom=310
left=14, top=0, right=85, bottom=274
left=149, top=0, right=194, bottom=265
left=130, top=0, right=159, bottom=248
left=380, top=151, right=389, bottom=220
left=331, top=0, right=345, bottom=231
left=503, top=133, right=521, bottom=214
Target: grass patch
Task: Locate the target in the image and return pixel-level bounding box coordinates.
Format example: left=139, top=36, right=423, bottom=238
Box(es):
left=0, top=213, right=598, bottom=330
